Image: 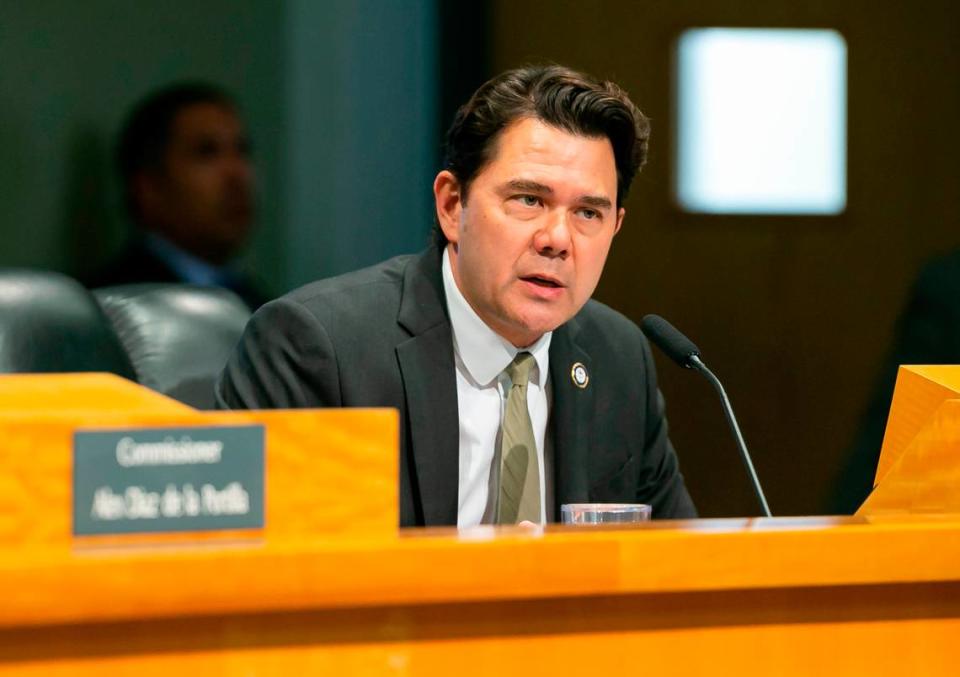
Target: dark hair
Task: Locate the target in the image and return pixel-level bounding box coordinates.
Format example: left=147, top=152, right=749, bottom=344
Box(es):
left=117, top=82, right=236, bottom=219
left=436, top=64, right=650, bottom=245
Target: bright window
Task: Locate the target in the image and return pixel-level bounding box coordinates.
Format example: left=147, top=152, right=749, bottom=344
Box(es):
left=675, top=28, right=847, bottom=215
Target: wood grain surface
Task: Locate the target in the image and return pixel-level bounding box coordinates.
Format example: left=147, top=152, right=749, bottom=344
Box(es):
left=0, top=516, right=958, bottom=675
left=0, top=374, right=399, bottom=547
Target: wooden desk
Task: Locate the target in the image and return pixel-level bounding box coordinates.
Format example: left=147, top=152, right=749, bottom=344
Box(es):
left=1, top=515, right=958, bottom=675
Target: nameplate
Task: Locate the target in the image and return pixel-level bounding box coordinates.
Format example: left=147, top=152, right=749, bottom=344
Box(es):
left=73, top=425, right=265, bottom=536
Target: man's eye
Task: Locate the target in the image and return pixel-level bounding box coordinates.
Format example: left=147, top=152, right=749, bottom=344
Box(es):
left=578, top=208, right=600, bottom=220
left=517, top=195, right=541, bottom=207
left=193, top=140, right=221, bottom=159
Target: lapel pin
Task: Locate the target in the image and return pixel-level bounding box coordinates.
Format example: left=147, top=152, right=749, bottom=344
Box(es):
left=570, top=362, right=589, bottom=389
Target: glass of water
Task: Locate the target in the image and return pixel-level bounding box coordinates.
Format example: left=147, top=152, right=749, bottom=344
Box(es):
left=560, top=503, right=652, bottom=525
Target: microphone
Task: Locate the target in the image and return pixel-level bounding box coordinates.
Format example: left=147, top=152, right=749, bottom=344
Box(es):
left=641, top=314, right=772, bottom=517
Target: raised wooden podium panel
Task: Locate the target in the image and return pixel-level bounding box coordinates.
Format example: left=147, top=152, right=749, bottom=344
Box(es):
left=874, top=365, right=960, bottom=485
left=0, top=372, right=193, bottom=414
left=0, top=374, right=399, bottom=548
left=0, top=516, right=958, bottom=675
left=861, top=398, right=960, bottom=514
left=860, top=366, right=960, bottom=515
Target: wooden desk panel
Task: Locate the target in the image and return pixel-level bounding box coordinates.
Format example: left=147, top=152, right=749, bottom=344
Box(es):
left=1, top=516, right=958, bottom=675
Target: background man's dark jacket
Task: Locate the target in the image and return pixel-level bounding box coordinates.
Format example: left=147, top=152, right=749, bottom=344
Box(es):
left=85, top=238, right=268, bottom=311
left=216, top=245, right=697, bottom=525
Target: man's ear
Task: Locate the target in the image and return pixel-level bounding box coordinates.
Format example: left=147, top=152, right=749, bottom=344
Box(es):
left=433, top=170, right=463, bottom=244
left=614, top=207, right=625, bottom=236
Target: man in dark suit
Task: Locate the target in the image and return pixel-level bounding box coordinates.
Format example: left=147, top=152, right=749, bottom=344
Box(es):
left=217, top=65, right=696, bottom=526
left=85, top=82, right=268, bottom=310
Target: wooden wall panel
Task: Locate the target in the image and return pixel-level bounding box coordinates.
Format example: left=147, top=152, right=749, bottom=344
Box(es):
left=489, top=0, right=960, bottom=515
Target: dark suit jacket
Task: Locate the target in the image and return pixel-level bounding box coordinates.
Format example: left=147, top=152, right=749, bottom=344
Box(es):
left=85, top=238, right=269, bottom=311
left=216, top=246, right=696, bottom=525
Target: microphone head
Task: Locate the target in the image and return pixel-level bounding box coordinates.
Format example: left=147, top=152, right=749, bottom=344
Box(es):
left=640, top=314, right=702, bottom=368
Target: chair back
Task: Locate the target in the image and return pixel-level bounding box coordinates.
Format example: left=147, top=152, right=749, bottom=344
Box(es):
left=0, top=269, right=136, bottom=377
left=95, top=284, right=250, bottom=409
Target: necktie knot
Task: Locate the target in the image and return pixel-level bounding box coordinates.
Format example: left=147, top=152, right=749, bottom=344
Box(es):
left=505, top=352, right=535, bottom=388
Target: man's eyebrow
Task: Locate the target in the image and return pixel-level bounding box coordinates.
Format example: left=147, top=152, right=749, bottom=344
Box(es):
left=580, top=195, right=613, bottom=210
left=503, top=179, right=553, bottom=194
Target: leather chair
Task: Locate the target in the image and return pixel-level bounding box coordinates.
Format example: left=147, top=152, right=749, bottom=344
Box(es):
left=94, top=284, right=251, bottom=409
left=0, top=269, right=136, bottom=378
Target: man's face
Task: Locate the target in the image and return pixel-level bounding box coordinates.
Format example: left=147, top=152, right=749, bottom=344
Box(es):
left=435, top=117, right=624, bottom=348
left=137, top=102, right=254, bottom=264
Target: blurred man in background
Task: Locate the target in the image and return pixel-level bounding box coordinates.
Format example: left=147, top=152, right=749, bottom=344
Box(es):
left=86, top=82, right=267, bottom=310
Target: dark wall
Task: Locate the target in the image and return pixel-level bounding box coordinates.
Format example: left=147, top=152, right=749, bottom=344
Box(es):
left=0, top=1, right=438, bottom=295
left=0, top=1, right=284, bottom=280
left=490, top=0, right=960, bottom=515
left=438, top=2, right=490, bottom=148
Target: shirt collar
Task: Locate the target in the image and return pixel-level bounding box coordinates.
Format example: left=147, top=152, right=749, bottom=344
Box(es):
left=442, top=247, right=551, bottom=387
left=144, top=232, right=229, bottom=287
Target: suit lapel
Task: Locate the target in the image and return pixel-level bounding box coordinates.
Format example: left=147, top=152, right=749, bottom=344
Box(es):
left=396, top=248, right=459, bottom=526
left=549, top=316, right=594, bottom=514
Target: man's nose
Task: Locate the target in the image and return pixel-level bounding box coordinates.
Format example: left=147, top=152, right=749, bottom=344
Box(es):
left=224, top=150, right=254, bottom=184
left=533, top=210, right=572, bottom=258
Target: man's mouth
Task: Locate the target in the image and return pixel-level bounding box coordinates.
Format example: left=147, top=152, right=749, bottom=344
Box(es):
left=521, top=275, right=563, bottom=288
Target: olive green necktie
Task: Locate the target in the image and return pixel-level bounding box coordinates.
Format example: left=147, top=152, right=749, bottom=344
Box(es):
left=497, top=352, right=540, bottom=524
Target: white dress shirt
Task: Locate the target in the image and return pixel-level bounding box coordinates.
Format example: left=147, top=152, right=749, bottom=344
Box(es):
left=441, top=249, right=553, bottom=527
